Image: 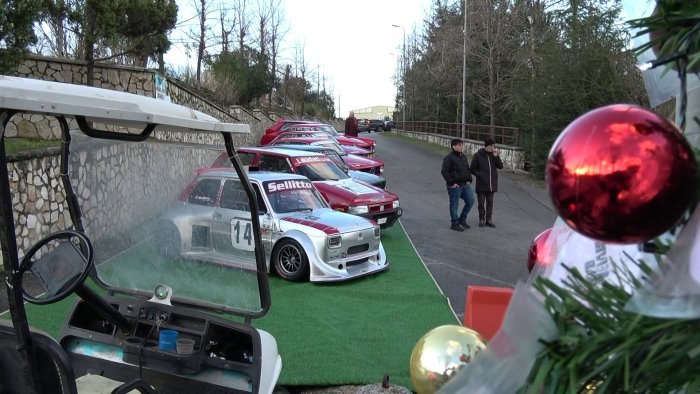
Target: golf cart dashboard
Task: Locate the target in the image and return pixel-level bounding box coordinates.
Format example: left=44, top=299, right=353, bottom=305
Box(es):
left=59, top=296, right=261, bottom=392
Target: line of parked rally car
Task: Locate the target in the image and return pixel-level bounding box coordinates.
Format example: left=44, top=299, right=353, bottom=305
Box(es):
left=158, top=119, right=402, bottom=283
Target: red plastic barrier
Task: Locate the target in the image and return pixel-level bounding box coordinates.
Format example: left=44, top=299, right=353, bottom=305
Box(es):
left=463, top=286, right=513, bottom=341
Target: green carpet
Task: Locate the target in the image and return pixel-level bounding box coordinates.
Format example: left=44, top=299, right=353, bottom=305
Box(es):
left=22, top=223, right=457, bottom=389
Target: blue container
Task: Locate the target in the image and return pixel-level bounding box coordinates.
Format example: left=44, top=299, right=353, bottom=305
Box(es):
left=159, top=329, right=178, bottom=351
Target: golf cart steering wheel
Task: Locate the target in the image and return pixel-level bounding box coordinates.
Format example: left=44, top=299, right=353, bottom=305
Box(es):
left=19, top=229, right=93, bottom=305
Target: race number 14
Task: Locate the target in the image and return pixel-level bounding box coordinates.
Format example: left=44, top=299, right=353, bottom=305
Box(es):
left=231, top=218, right=255, bottom=251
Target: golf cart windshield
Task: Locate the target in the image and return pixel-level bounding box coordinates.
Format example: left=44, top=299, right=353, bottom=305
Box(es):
left=0, top=76, right=269, bottom=319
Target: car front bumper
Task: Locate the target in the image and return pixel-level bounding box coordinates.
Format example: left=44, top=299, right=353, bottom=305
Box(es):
left=308, top=242, right=389, bottom=282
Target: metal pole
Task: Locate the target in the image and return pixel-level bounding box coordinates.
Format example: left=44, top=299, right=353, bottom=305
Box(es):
left=461, top=0, right=468, bottom=139
left=392, top=24, right=406, bottom=130
left=402, top=28, right=406, bottom=129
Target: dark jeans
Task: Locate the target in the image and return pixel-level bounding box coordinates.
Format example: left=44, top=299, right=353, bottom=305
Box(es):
left=447, top=184, right=474, bottom=225
left=477, top=192, right=495, bottom=222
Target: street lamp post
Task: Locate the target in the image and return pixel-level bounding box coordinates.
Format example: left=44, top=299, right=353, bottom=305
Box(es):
left=392, top=24, right=406, bottom=129
left=461, top=0, right=468, bottom=139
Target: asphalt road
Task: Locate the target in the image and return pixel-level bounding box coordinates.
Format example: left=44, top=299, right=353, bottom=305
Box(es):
left=369, top=131, right=558, bottom=322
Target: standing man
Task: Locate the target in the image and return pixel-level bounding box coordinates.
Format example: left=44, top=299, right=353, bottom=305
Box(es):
left=441, top=138, right=475, bottom=231
left=344, top=111, right=359, bottom=137
left=470, top=138, right=503, bottom=228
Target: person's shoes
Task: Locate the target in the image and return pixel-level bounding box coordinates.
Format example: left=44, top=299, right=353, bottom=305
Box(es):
left=485, top=221, right=496, bottom=228
left=450, top=223, right=465, bottom=232
left=478, top=219, right=485, bottom=228
left=458, top=220, right=470, bottom=229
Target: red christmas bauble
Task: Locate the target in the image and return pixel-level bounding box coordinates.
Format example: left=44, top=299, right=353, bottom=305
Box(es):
left=527, top=228, right=552, bottom=273
left=546, top=104, right=696, bottom=244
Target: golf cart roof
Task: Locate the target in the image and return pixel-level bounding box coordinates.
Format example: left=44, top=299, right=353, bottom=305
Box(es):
left=0, top=76, right=249, bottom=134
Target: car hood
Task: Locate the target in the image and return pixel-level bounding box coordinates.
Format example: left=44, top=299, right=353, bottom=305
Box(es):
left=279, top=208, right=376, bottom=234
left=336, top=135, right=371, bottom=148
left=348, top=170, right=386, bottom=189
left=344, top=154, right=384, bottom=170
left=341, top=145, right=371, bottom=156
left=313, top=178, right=398, bottom=204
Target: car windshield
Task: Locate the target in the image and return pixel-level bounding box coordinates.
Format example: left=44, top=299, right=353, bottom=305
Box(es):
left=291, top=156, right=349, bottom=181
left=311, top=140, right=345, bottom=154
left=263, top=180, right=327, bottom=213
left=321, top=150, right=348, bottom=172
left=68, top=134, right=264, bottom=315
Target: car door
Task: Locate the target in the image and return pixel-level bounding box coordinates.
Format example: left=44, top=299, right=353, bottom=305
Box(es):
left=212, top=179, right=254, bottom=260
left=184, top=177, right=222, bottom=250
left=252, top=183, right=274, bottom=265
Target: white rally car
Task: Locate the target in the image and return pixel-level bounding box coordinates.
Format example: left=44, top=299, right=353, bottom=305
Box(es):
left=159, top=169, right=389, bottom=282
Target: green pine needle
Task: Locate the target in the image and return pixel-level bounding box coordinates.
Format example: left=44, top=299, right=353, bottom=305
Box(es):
left=522, top=265, right=700, bottom=393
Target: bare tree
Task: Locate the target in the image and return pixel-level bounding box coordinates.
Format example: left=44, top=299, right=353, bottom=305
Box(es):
left=218, top=1, right=235, bottom=54
left=468, top=0, right=517, bottom=128
left=36, top=0, right=77, bottom=58
left=283, top=41, right=309, bottom=114
left=233, top=0, right=250, bottom=51
left=264, top=0, right=286, bottom=109
left=184, top=0, right=217, bottom=85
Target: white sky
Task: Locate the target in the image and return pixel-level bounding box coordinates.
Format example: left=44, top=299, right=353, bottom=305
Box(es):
left=165, top=0, right=433, bottom=118
left=164, top=0, right=656, bottom=118
left=280, top=0, right=433, bottom=117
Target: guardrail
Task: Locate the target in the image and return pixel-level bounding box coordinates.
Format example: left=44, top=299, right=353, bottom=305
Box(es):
left=394, top=121, right=518, bottom=146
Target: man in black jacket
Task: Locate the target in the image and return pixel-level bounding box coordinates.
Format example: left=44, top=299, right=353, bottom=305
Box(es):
left=470, top=138, right=504, bottom=228
left=441, top=138, right=475, bottom=231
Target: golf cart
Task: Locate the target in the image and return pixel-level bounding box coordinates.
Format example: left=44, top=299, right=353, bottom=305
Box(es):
left=0, top=76, right=282, bottom=393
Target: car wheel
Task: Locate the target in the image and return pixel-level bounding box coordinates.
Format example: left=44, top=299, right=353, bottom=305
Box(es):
left=157, top=223, right=181, bottom=260
left=273, top=239, right=309, bottom=281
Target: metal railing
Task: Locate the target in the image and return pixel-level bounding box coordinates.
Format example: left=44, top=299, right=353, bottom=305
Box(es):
left=395, top=121, right=518, bottom=146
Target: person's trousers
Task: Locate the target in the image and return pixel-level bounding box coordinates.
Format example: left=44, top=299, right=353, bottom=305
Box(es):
left=447, top=184, right=475, bottom=224
left=477, top=192, right=495, bottom=222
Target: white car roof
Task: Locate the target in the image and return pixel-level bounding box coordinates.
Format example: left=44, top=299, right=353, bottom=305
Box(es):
left=0, top=76, right=249, bottom=134
left=200, top=168, right=310, bottom=183
left=238, top=146, right=325, bottom=157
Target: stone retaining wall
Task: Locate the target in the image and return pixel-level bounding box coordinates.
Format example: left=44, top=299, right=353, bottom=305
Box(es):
left=389, top=129, right=525, bottom=171
left=7, top=140, right=221, bottom=259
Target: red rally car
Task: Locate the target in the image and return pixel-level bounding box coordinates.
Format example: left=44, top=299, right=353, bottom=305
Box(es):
left=261, top=121, right=376, bottom=153
left=216, top=147, right=402, bottom=228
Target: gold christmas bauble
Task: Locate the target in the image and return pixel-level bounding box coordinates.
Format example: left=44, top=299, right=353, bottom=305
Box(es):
left=409, top=325, right=486, bottom=394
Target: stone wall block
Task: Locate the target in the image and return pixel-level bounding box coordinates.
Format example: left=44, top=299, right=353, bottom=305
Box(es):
left=6, top=122, right=17, bottom=137
left=108, top=69, right=120, bottom=85
left=27, top=215, right=37, bottom=229
left=61, top=70, right=73, bottom=84
left=120, top=72, right=131, bottom=89
left=37, top=61, right=47, bottom=74
left=17, top=120, right=38, bottom=138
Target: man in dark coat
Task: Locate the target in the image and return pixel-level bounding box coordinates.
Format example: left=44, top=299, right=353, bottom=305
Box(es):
left=441, top=138, right=475, bottom=231
left=470, top=138, right=503, bottom=228
left=344, top=111, right=359, bottom=137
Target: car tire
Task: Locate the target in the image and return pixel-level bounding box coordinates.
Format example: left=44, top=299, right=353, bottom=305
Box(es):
left=273, top=239, right=309, bottom=281
left=157, top=223, right=181, bottom=260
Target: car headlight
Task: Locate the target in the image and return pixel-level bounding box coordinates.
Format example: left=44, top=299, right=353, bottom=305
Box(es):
left=348, top=205, right=369, bottom=215
left=374, top=227, right=380, bottom=238
left=328, top=235, right=342, bottom=248
left=392, top=200, right=400, bottom=209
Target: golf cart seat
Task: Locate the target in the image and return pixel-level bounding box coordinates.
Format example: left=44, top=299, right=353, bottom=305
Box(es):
left=0, top=319, right=154, bottom=394
left=0, top=318, right=77, bottom=393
